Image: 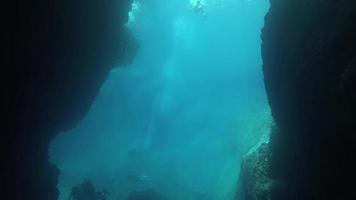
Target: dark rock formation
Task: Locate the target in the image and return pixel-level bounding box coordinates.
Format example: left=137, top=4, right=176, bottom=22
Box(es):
left=4, top=1, right=137, bottom=199
left=240, top=142, right=273, bottom=200
left=125, top=189, right=166, bottom=200
left=68, top=180, right=109, bottom=200
left=262, top=0, right=356, bottom=199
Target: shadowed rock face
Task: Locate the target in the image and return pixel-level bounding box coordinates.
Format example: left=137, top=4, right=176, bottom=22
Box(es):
left=5, top=0, right=356, bottom=199
left=4, top=1, right=137, bottom=199
left=262, top=0, right=356, bottom=199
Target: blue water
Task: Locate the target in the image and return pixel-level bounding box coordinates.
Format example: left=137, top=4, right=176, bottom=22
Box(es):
left=50, top=0, right=270, bottom=199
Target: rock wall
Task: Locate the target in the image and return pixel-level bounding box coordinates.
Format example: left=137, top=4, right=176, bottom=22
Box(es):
left=262, top=0, right=356, bottom=199
left=5, top=1, right=356, bottom=199
left=4, top=1, right=137, bottom=199
left=240, top=142, right=273, bottom=200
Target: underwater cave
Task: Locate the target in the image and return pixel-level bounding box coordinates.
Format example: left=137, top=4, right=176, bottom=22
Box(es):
left=5, top=0, right=356, bottom=200
left=50, top=1, right=270, bottom=199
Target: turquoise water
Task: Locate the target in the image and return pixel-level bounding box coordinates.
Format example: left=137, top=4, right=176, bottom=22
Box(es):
left=50, top=0, right=270, bottom=199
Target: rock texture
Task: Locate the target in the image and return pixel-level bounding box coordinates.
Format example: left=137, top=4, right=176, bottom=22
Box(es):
left=126, top=189, right=166, bottom=200
left=262, top=0, right=356, bottom=199
left=240, top=142, right=273, bottom=200
left=4, top=1, right=137, bottom=199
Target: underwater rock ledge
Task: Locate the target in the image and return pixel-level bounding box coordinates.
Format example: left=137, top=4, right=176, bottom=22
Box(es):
left=261, top=0, right=356, bottom=199
left=5, top=0, right=137, bottom=199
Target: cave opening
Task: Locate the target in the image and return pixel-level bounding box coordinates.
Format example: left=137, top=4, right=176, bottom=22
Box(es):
left=50, top=0, right=270, bottom=199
